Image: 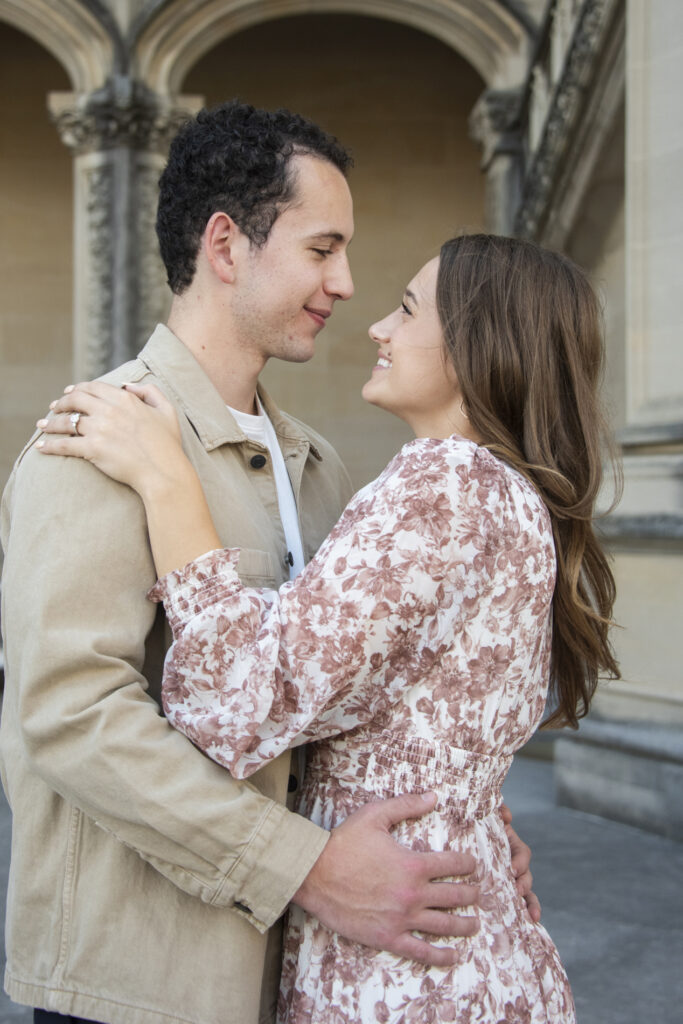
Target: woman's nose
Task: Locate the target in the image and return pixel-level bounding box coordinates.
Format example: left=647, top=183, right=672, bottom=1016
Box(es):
left=368, top=317, right=390, bottom=344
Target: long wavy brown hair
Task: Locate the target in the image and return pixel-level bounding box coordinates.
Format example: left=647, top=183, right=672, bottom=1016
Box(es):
left=437, top=234, right=620, bottom=729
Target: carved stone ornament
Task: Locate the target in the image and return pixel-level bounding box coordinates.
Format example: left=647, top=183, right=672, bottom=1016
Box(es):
left=83, top=162, right=114, bottom=380
left=49, top=76, right=193, bottom=155
left=469, top=88, right=523, bottom=166
left=514, top=0, right=618, bottom=238
left=134, top=157, right=172, bottom=355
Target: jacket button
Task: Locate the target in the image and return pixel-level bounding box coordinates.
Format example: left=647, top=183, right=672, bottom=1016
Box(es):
left=250, top=454, right=267, bottom=469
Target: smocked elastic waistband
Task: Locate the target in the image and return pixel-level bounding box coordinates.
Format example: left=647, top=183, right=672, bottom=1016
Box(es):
left=306, top=732, right=512, bottom=824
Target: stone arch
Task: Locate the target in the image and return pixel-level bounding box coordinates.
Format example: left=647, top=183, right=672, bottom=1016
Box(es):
left=0, top=0, right=116, bottom=91
left=134, top=0, right=533, bottom=96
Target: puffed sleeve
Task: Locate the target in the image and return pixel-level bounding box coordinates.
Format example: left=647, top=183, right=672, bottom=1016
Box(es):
left=151, top=442, right=489, bottom=777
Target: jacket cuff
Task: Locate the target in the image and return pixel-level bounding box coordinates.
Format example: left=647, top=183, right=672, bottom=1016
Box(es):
left=215, top=801, right=330, bottom=933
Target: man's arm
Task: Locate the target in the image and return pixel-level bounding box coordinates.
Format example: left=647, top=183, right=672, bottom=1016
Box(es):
left=2, top=446, right=481, bottom=961
left=1, top=447, right=325, bottom=932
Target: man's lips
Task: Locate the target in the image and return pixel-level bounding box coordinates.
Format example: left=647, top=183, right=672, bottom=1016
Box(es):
left=305, top=307, right=331, bottom=328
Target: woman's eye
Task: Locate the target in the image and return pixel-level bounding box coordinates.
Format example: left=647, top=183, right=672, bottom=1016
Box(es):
left=401, top=302, right=412, bottom=316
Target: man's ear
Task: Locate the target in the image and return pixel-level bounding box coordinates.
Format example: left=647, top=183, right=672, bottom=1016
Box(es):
left=203, top=212, right=245, bottom=284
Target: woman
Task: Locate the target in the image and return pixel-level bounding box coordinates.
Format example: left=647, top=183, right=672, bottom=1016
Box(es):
left=38, top=234, right=618, bottom=1023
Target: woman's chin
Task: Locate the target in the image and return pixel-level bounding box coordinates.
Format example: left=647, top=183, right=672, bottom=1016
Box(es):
left=360, top=380, right=378, bottom=406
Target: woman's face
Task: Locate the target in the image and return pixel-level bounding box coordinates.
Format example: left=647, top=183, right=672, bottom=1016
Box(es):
left=362, top=257, right=469, bottom=440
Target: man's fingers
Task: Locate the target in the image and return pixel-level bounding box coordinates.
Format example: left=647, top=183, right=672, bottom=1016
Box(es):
left=413, top=909, right=479, bottom=938
left=506, top=823, right=531, bottom=877
left=390, top=934, right=460, bottom=968
left=370, top=792, right=438, bottom=830
left=425, top=879, right=479, bottom=910
left=500, top=802, right=512, bottom=826
left=523, top=889, right=542, bottom=923
left=419, top=849, right=477, bottom=881
left=515, top=867, right=533, bottom=895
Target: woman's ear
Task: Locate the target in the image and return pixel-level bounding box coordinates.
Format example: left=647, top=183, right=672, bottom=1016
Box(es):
left=202, top=212, right=244, bottom=284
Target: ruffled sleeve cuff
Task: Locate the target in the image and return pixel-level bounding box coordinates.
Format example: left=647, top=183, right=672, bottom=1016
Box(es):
left=147, top=548, right=242, bottom=635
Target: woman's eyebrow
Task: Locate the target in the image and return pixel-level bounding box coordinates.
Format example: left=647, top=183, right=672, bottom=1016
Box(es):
left=403, top=288, right=418, bottom=305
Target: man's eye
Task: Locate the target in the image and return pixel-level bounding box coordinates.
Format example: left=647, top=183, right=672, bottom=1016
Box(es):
left=313, top=248, right=333, bottom=257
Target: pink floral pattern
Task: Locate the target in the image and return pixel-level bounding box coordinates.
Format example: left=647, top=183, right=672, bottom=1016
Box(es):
left=151, top=437, right=575, bottom=1023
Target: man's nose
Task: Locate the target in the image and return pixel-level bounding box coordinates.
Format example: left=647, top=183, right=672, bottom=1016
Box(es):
left=325, top=255, right=354, bottom=301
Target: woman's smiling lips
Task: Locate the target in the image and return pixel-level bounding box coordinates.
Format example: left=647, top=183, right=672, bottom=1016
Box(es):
left=372, top=353, right=392, bottom=372
left=304, top=306, right=331, bottom=328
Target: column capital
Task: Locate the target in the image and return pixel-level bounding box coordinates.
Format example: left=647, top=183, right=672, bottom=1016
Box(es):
left=469, top=88, right=523, bottom=169
left=48, top=77, right=202, bottom=155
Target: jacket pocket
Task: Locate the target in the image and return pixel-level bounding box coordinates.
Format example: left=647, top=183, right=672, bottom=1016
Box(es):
left=236, top=548, right=276, bottom=586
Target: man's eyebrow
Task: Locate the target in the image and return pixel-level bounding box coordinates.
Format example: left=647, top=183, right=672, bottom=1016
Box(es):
left=307, top=231, right=347, bottom=243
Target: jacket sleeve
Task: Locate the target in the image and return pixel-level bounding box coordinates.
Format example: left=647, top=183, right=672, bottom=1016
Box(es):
left=0, top=444, right=328, bottom=932
left=155, top=452, right=486, bottom=778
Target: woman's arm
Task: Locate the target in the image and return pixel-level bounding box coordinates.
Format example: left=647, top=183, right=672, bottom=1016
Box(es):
left=152, top=444, right=487, bottom=778
left=36, top=380, right=223, bottom=575
left=37, top=386, right=487, bottom=780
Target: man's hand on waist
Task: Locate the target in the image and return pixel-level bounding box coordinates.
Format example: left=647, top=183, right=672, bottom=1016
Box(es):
left=291, top=792, right=479, bottom=968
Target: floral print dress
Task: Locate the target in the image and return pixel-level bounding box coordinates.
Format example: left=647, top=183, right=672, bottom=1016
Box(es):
left=151, top=437, right=575, bottom=1024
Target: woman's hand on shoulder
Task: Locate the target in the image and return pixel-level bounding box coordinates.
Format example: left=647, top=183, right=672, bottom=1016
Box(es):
left=36, top=380, right=190, bottom=499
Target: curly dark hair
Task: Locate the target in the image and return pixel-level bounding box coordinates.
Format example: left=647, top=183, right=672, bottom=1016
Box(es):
left=156, top=100, right=353, bottom=294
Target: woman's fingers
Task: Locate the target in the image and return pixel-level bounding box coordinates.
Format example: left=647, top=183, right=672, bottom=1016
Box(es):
left=123, top=382, right=182, bottom=437
left=42, top=381, right=179, bottom=436
left=47, top=390, right=100, bottom=419
left=63, top=380, right=126, bottom=402
left=37, top=412, right=90, bottom=437
left=122, top=381, right=168, bottom=409
left=35, top=434, right=89, bottom=459
left=38, top=381, right=159, bottom=438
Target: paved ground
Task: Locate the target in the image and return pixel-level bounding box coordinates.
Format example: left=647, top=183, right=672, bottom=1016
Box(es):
left=0, top=754, right=681, bottom=1023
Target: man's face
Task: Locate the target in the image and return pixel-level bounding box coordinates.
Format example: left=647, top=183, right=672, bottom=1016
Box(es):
left=231, top=154, right=355, bottom=365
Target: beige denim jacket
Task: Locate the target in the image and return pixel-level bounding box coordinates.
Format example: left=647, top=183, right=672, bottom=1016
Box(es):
left=0, top=326, right=353, bottom=1024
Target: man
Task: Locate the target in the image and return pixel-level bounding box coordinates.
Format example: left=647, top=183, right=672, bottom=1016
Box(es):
left=0, top=102, right=535, bottom=1024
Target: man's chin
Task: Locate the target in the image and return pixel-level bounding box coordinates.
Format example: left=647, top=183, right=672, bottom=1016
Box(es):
left=269, top=339, right=318, bottom=364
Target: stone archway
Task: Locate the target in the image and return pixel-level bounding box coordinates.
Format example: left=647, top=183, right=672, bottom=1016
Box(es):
left=0, top=0, right=115, bottom=91
left=134, top=0, right=533, bottom=95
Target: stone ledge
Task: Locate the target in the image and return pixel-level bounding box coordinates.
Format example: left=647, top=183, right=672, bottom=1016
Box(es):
left=555, top=719, right=683, bottom=840
left=597, top=513, right=683, bottom=542
left=619, top=422, right=683, bottom=447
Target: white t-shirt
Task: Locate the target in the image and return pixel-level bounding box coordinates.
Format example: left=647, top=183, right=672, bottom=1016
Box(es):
left=227, top=400, right=306, bottom=580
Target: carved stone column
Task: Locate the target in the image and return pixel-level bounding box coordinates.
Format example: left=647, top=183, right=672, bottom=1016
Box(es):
left=49, top=77, right=201, bottom=379
left=469, top=89, right=523, bottom=235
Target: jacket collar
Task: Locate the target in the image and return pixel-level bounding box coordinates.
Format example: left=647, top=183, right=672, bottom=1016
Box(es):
left=139, top=325, right=318, bottom=457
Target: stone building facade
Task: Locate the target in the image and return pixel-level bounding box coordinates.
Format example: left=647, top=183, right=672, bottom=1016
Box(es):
left=0, top=0, right=680, bottom=835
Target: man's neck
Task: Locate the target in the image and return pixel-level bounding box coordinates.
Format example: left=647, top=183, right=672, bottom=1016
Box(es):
left=167, top=298, right=261, bottom=414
